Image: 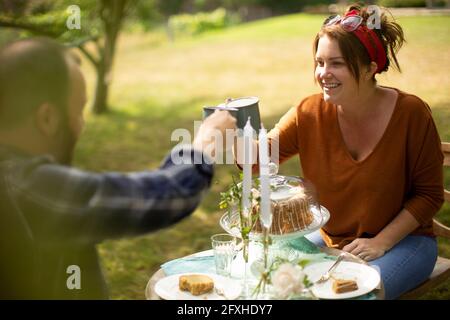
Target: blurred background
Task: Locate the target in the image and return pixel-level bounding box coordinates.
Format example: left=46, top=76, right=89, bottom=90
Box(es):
left=0, top=0, right=449, bottom=299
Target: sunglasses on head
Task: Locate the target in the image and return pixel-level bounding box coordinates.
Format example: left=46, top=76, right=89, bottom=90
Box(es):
left=323, top=14, right=363, bottom=32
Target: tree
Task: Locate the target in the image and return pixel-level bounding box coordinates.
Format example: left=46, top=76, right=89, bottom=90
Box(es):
left=0, top=0, right=137, bottom=114
left=89, top=0, right=135, bottom=114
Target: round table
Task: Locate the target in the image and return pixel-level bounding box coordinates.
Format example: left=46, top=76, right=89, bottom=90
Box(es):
left=145, top=246, right=385, bottom=300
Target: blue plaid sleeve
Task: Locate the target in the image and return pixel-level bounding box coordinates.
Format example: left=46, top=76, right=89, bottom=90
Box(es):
left=6, top=145, right=214, bottom=244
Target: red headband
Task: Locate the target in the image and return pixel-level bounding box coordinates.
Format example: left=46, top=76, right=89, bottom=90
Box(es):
left=345, top=10, right=387, bottom=74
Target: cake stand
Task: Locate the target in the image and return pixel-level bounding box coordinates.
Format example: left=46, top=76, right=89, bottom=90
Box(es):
left=219, top=204, right=330, bottom=242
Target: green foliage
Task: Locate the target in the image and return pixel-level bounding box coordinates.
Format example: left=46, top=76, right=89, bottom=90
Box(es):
left=0, top=0, right=101, bottom=43
left=255, top=0, right=334, bottom=13
left=133, top=0, right=187, bottom=30
left=219, top=173, right=242, bottom=211
left=297, top=259, right=312, bottom=269
left=194, top=0, right=208, bottom=11
left=157, top=0, right=184, bottom=16
left=219, top=172, right=262, bottom=244
left=132, top=0, right=163, bottom=30
left=168, top=7, right=240, bottom=37
left=377, top=0, right=426, bottom=7
left=189, top=0, right=335, bottom=14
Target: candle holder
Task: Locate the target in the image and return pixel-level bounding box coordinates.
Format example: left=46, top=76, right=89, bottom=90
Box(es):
left=219, top=174, right=259, bottom=299
left=257, top=125, right=272, bottom=296
left=252, top=226, right=272, bottom=298
left=219, top=174, right=332, bottom=300
left=240, top=207, right=251, bottom=299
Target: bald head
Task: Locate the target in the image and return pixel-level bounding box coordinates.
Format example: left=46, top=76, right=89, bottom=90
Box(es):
left=0, top=37, right=72, bottom=129
left=0, top=37, right=87, bottom=164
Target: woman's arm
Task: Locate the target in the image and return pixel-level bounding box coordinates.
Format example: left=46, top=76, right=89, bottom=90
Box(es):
left=343, top=208, right=420, bottom=261
left=344, top=104, right=444, bottom=261
left=373, top=208, right=420, bottom=251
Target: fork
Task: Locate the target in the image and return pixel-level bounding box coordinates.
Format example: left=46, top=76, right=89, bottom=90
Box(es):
left=315, top=252, right=346, bottom=284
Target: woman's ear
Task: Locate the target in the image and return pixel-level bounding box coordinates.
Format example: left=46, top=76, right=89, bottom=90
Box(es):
left=365, top=62, right=378, bottom=80
left=35, top=103, right=60, bottom=137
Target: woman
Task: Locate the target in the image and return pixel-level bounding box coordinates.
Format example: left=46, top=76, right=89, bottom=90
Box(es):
left=265, top=5, right=444, bottom=299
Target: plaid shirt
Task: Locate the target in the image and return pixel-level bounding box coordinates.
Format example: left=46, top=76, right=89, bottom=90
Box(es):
left=0, top=145, right=213, bottom=299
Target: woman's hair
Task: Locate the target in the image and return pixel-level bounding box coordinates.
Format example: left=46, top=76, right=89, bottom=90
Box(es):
left=313, top=4, right=405, bottom=82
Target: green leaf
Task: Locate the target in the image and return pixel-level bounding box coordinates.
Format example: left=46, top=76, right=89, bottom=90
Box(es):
left=297, top=259, right=311, bottom=269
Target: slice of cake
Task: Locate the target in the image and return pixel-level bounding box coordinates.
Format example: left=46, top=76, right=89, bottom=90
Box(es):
left=179, top=274, right=214, bottom=296
left=332, top=279, right=358, bottom=294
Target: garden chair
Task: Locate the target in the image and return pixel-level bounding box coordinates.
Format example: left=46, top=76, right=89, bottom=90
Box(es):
left=400, top=142, right=450, bottom=299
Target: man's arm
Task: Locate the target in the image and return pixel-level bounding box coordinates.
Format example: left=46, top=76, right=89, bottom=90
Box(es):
left=8, top=146, right=213, bottom=244
left=6, top=109, right=235, bottom=245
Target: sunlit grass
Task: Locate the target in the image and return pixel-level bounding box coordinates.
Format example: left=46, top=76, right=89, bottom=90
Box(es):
left=72, top=13, right=450, bottom=299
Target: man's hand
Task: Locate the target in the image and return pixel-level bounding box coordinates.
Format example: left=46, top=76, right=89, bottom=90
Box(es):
left=193, top=110, right=237, bottom=159
left=342, top=238, right=388, bottom=261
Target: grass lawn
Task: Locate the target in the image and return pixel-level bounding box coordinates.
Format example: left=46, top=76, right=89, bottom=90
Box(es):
left=71, top=13, right=450, bottom=299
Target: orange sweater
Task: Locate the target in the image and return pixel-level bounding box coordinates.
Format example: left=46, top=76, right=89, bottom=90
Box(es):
left=267, top=89, right=444, bottom=248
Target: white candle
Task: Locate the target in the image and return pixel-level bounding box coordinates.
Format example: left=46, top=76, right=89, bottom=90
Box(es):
left=259, top=124, right=272, bottom=228
left=242, top=118, right=253, bottom=219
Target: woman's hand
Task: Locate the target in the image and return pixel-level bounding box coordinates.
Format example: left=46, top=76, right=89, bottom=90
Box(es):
left=342, top=238, right=388, bottom=262
left=342, top=210, right=419, bottom=262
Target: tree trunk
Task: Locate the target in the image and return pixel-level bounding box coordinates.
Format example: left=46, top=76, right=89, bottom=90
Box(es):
left=92, top=28, right=117, bottom=114
left=92, top=58, right=110, bottom=114
left=92, top=0, right=128, bottom=114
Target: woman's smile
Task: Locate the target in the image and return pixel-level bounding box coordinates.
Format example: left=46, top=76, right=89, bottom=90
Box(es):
left=322, top=82, right=342, bottom=92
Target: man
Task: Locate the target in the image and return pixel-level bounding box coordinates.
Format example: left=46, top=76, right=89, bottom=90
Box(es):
left=0, top=37, right=236, bottom=299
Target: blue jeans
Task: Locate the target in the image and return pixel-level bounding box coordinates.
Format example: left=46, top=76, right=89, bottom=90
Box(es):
left=305, top=230, right=438, bottom=300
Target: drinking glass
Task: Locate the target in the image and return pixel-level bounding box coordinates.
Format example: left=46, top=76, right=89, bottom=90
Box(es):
left=211, top=233, right=237, bottom=277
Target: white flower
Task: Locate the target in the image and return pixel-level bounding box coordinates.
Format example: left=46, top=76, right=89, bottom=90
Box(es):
left=271, top=263, right=305, bottom=299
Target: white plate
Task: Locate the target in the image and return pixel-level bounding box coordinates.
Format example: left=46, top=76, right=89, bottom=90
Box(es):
left=154, top=273, right=242, bottom=300
left=303, top=261, right=380, bottom=299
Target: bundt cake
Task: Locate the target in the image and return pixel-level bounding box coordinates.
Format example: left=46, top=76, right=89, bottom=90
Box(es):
left=252, top=186, right=314, bottom=235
